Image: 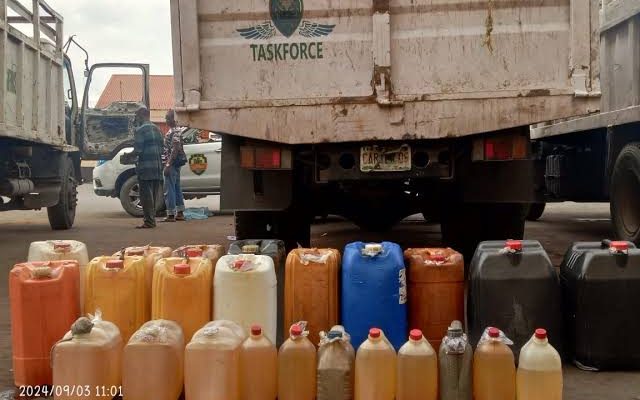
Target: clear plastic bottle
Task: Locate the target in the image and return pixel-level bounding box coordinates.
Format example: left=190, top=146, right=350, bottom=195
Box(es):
left=517, top=329, right=562, bottom=400
left=355, top=328, right=397, bottom=400
left=438, top=321, right=472, bottom=400
left=397, top=329, right=438, bottom=400
left=317, top=326, right=355, bottom=400
left=240, top=325, right=278, bottom=400
left=473, top=327, right=516, bottom=400
left=278, top=323, right=317, bottom=400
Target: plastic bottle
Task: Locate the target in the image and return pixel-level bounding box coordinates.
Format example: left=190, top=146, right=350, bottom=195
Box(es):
left=317, top=325, right=355, bottom=400
left=355, top=328, right=397, bottom=400
left=122, top=320, right=184, bottom=400
left=240, top=324, right=278, bottom=400
left=438, top=321, right=472, bottom=400
left=397, top=329, right=438, bottom=400
left=52, top=313, right=123, bottom=400
left=473, top=327, right=516, bottom=400
left=278, top=323, right=317, bottom=400
left=517, top=329, right=562, bottom=400
left=186, top=321, right=246, bottom=400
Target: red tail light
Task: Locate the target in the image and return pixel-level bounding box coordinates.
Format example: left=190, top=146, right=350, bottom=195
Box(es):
left=473, top=135, right=529, bottom=161
left=240, top=146, right=292, bottom=170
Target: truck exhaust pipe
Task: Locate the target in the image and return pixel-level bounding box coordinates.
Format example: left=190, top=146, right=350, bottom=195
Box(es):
left=0, top=179, right=35, bottom=196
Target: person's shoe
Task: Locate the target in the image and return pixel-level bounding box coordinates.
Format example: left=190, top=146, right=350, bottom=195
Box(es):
left=135, top=223, right=155, bottom=229
left=175, top=211, right=186, bottom=221
left=161, top=215, right=176, bottom=222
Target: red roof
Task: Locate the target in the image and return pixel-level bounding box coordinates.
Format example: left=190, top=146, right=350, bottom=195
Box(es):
left=96, top=75, right=174, bottom=110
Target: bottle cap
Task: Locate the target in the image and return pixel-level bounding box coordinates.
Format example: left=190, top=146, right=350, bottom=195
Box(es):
left=365, top=244, right=383, bottom=254
left=290, top=324, right=303, bottom=337
left=242, top=244, right=260, bottom=254
left=174, top=264, right=191, bottom=275
left=33, top=266, right=53, bottom=279
left=410, top=329, right=423, bottom=341
left=369, top=328, right=381, bottom=339
left=251, top=325, right=262, bottom=336
left=610, top=241, right=629, bottom=252
left=186, top=248, right=203, bottom=257
left=327, top=330, right=343, bottom=340
left=488, top=327, right=500, bottom=338
left=53, top=242, right=71, bottom=251
left=430, top=254, right=446, bottom=262
left=447, top=320, right=464, bottom=337
left=105, top=260, right=124, bottom=269
left=505, top=240, right=523, bottom=251
left=535, top=328, right=547, bottom=340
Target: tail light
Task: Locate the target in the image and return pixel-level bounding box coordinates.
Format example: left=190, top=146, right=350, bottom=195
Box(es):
left=240, top=146, right=292, bottom=170
left=472, top=134, right=529, bottom=161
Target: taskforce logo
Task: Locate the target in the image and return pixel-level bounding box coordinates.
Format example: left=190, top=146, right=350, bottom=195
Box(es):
left=237, top=0, right=335, bottom=62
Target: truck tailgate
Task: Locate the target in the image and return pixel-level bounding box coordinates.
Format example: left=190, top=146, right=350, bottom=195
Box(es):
left=172, top=0, right=601, bottom=144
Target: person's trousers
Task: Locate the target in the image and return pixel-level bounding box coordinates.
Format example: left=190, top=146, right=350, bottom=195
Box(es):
left=139, top=179, right=161, bottom=227
left=164, top=166, right=185, bottom=216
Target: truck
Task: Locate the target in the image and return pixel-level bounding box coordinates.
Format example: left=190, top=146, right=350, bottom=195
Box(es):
left=1, top=0, right=150, bottom=229
left=531, top=0, right=640, bottom=245
left=170, top=0, right=601, bottom=253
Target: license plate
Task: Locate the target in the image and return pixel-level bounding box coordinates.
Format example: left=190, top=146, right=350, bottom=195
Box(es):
left=360, top=145, right=411, bottom=172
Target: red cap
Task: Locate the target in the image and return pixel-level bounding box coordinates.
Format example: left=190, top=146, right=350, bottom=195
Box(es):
left=186, top=248, right=203, bottom=257
left=251, top=325, right=262, bottom=336
left=488, top=327, right=500, bottom=338
left=610, top=241, right=629, bottom=252
left=290, top=324, right=303, bottom=337
left=506, top=240, right=523, bottom=251
left=410, top=329, right=423, bottom=341
left=106, top=260, right=124, bottom=269
left=174, top=264, right=191, bottom=275
left=431, top=254, right=446, bottom=262
left=53, top=242, right=71, bottom=250
left=535, top=328, right=547, bottom=339
left=369, top=328, right=381, bottom=339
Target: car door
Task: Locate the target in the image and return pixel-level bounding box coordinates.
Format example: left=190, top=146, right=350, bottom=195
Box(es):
left=181, top=129, right=221, bottom=192
left=79, top=63, right=150, bottom=160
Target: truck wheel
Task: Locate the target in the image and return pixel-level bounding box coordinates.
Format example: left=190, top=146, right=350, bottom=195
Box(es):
left=47, top=157, right=78, bottom=230
left=441, top=202, right=527, bottom=259
left=610, top=143, right=640, bottom=244
left=526, top=202, right=546, bottom=221
left=235, top=209, right=311, bottom=251
left=119, top=175, right=164, bottom=218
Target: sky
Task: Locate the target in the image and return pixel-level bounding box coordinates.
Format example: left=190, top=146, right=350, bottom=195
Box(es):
left=39, top=0, right=174, bottom=104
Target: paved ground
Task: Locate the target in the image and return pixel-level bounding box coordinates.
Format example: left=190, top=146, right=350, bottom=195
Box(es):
left=1, top=185, right=639, bottom=398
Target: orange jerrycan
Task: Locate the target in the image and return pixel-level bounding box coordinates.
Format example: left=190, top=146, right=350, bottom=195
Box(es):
left=84, top=256, right=147, bottom=343
left=278, top=323, right=317, bottom=400
left=240, top=324, right=278, bottom=400
left=185, top=320, right=247, bottom=400
left=284, top=248, right=341, bottom=346
left=123, top=320, right=184, bottom=400
left=52, top=313, right=123, bottom=400
left=355, top=328, right=397, bottom=400
left=397, top=329, right=438, bottom=400
left=173, top=244, right=225, bottom=263
left=317, top=325, right=355, bottom=400
left=517, top=329, right=562, bottom=400
left=113, top=245, right=172, bottom=314
left=473, top=327, right=516, bottom=400
left=152, top=257, right=213, bottom=341
left=10, top=261, right=79, bottom=387
left=404, top=248, right=464, bottom=350
left=28, top=240, right=88, bottom=312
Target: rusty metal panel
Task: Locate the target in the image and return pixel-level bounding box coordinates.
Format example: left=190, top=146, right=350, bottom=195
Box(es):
left=175, top=0, right=600, bottom=144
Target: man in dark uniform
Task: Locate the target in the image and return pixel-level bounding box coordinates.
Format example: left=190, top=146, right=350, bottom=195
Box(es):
left=128, top=107, right=164, bottom=229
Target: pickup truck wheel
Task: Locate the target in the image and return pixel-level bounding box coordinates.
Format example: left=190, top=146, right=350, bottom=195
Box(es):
left=119, top=175, right=164, bottom=218
left=47, top=157, right=78, bottom=230
left=441, top=202, right=527, bottom=259
left=235, top=209, right=311, bottom=251
left=611, top=143, right=640, bottom=244
left=526, top=202, right=546, bottom=221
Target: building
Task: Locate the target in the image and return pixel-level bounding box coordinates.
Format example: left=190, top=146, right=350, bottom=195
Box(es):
left=96, top=75, right=174, bottom=133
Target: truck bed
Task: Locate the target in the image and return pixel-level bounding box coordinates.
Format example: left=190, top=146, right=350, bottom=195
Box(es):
left=172, top=0, right=601, bottom=144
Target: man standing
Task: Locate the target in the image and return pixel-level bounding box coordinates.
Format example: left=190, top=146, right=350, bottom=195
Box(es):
left=161, top=110, right=186, bottom=222
left=131, top=107, right=164, bottom=228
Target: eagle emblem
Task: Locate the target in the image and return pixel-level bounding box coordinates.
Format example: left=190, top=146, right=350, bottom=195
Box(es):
left=237, top=0, right=335, bottom=40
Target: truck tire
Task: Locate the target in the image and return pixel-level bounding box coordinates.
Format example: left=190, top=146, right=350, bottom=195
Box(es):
left=119, top=175, right=164, bottom=218
left=526, top=202, right=546, bottom=221
left=610, top=143, right=640, bottom=244
left=235, top=209, right=311, bottom=251
left=47, top=157, right=78, bottom=230
left=441, top=202, right=527, bottom=259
